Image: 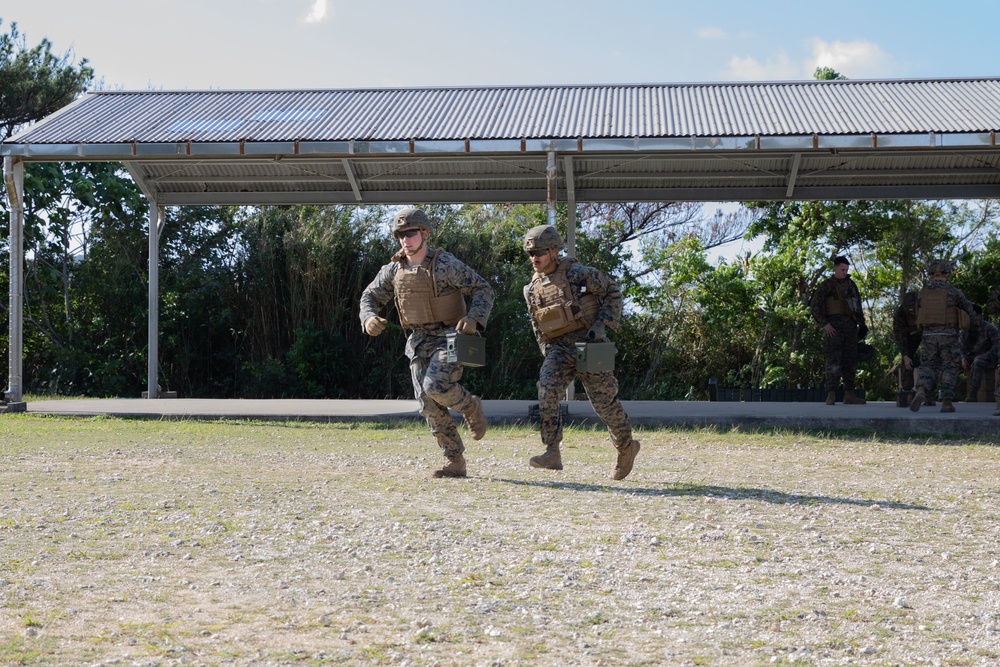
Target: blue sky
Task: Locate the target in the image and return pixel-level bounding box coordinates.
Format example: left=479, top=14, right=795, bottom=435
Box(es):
left=2, top=0, right=997, bottom=90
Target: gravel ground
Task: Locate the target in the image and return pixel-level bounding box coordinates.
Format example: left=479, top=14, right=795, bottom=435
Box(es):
left=2, top=416, right=1000, bottom=666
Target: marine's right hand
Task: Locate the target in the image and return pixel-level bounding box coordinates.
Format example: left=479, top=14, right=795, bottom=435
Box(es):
left=364, top=316, right=388, bottom=336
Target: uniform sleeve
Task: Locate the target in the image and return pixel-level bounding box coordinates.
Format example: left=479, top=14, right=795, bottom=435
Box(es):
left=809, top=280, right=830, bottom=327
left=575, top=264, right=623, bottom=331
left=358, top=263, right=397, bottom=328
left=988, top=284, right=1000, bottom=315
left=437, top=252, right=495, bottom=328
left=891, top=305, right=910, bottom=354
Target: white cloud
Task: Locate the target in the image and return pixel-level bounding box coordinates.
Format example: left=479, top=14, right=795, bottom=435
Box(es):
left=302, top=0, right=331, bottom=25
left=725, top=52, right=799, bottom=81
left=697, top=27, right=727, bottom=39
left=724, top=38, right=895, bottom=81
left=808, top=38, right=895, bottom=78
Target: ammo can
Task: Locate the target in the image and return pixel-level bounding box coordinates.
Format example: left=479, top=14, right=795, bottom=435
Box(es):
left=574, top=341, right=616, bottom=372
left=445, top=333, right=486, bottom=367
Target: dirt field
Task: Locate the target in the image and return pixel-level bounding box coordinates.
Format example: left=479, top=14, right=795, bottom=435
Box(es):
left=2, top=415, right=999, bottom=666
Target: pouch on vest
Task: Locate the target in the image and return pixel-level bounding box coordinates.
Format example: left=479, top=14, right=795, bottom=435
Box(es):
left=535, top=302, right=585, bottom=338
left=825, top=295, right=848, bottom=316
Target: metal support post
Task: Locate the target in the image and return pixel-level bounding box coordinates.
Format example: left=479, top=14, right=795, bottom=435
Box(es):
left=146, top=205, right=163, bottom=399
left=4, top=157, right=25, bottom=407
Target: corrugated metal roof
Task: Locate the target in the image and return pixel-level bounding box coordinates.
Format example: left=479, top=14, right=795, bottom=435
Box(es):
left=3, top=79, right=999, bottom=204
left=8, top=79, right=1000, bottom=145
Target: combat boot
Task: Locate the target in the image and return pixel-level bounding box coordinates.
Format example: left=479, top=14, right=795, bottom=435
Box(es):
left=940, top=399, right=955, bottom=413
left=993, top=400, right=1000, bottom=417
left=965, top=387, right=978, bottom=402
left=529, top=445, right=563, bottom=470
left=433, top=454, right=467, bottom=478
left=612, top=439, right=641, bottom=481
left=843, top=390, right=866, bottom=405
left=825, top=390, right=836, bottom=405
left=909, top=387, right=927, bottom=412
left=462, top=395, right=487, bottom=441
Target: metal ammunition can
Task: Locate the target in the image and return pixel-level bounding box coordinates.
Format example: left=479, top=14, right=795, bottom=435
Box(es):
left=574, top=341, right=616, bottom=372
left=445, top=333, right=486, bottom=367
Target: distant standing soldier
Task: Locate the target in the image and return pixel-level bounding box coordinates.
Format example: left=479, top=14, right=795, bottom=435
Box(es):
left=359, top=208, right=493, bottom=478
left=521, top=225, right=640, bottom=480
left=810, top=256, right=868, bottom=405
left=892, top=290, right=933, bottom=403
left=910, top=259, right=977, bottom=413
left=988, top=284, right=1000, bottom=416
left=961, top=305, right=999, bottom=402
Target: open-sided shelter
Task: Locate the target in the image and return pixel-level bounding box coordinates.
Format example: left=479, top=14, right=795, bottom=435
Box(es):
left=4, top=78, right=1000, bottom=403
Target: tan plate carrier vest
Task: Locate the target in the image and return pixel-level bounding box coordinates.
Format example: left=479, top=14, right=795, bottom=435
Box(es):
left=824, top=281, right=852, bottom=316
left=915, top=286, right=970, bottom=330
left=528, top=258, right=601, bottom=341
left=394, top=250, right=467, bottom=328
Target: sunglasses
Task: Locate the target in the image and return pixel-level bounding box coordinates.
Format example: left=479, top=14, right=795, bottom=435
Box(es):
left=394, top=228, right=422, bottom=240
left=527, top=249, right=548, bottom=258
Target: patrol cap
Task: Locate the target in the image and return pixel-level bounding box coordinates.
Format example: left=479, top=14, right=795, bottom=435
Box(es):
left=523, top=225, right=564, bottom=252
left=393, top=208, right=433, bottom=233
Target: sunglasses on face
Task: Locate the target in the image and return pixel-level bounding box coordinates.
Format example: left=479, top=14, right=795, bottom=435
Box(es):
left=527, top=249, right=548, bottom=258
left=395, top=228, right=422, bottom=240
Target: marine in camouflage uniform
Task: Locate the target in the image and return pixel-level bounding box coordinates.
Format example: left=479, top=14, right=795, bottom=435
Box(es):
left=809, top=256, right=867, bottom=405
left=960, top=307, right=999, bottom=402
left=359, top=208, right=494, bottom=477
left=891, top=290, right=924, bottom=394
left=521, top=225, right=640, bottom=481
left=988, top=284, right=1000, bottom=416
left=910, top=260, right=977, bottom=413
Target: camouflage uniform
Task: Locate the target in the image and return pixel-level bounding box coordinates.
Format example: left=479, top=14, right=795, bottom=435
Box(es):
left=891, top=291, right=922, bottom=391
left=988, top=284, right=1000, bottom=317
left=524, top=259, right=633, bottom=451
left=809, top=274, right=865, bottom=393
left=961, top=319, right=999, bottom=396
left=914, top=277, right=976, bottom=402
left=360, top=247, right=493, bottom=459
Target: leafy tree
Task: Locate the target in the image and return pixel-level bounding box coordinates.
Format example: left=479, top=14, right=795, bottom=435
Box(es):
left=0, top=20, right=93, bottom=140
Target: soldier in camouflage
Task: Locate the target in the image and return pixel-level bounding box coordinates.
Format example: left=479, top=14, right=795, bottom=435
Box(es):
left=891, top=290, right=932, bottom=402
left=910, top=259, right=977, bottom=413
left=988, top=284, right=1000, bottom=416
left=809, top=256, right=868, bottom=405
left=960, top=305, right=999, bottom=402
left=521, top=225, right=640, bottom=481
left=359, top=208, right=494, bottom=478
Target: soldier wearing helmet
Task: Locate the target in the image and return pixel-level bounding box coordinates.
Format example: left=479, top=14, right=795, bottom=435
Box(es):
left=960, top=305, right=999, bottom=403
left=359, top=208, right=494, bottom=478
left=910, top=259, right=978, bottom=413
left=809, top=256, right=868, bottom=406
left=987, top=282, right=1000, bottom=416
left=892, top=290, right=934, bottom=405
left=521, top=224, right=640, bottom=481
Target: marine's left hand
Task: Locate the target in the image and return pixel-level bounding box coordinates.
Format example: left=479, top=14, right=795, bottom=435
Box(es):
left=587, top=321, right=606, bottom=342
left=455, top=316, right=478, bottom=335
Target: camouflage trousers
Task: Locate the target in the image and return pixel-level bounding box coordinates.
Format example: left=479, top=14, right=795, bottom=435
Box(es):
left=968, top=348, right=999, bottom=390
left=537, top=345, right=633, bottom=450
left=917, top=334, right=962, bottom=400
left=409, top=346, right=478, bottom=458
left=822, top=319, right=860, bottom=392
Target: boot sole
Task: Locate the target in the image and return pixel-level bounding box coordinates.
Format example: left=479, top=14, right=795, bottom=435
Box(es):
left=529, top=458, right=563, bottom=470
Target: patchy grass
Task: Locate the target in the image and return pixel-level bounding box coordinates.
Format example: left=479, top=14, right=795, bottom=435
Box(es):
left=1, top=415, right=1000, bottom=665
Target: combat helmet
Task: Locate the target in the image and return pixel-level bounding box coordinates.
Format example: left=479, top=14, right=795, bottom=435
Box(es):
left=927, top=259, right=952, bottom=275
left=523, top=225, right=564, bottom=253
left=393, top=208, right=433, bottom=233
